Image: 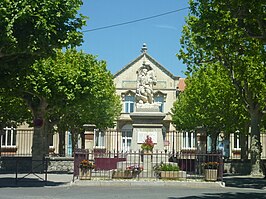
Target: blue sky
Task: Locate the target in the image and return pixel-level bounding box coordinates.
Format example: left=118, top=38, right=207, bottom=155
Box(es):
left=78, top=0, right=189, bottom=78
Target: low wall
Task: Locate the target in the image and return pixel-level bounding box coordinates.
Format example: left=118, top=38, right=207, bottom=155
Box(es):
left=47, top=157, right=74, bottom=173
left=223, top=160, right=251, bottom=175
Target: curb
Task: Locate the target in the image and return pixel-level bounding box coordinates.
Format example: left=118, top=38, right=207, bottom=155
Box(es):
left=70, top=179, right=225, bottom=188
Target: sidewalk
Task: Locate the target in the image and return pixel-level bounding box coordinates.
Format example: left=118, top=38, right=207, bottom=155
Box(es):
left=0, top=173, right=73, bottom=187
left=3, top=173, right=266, bottom=189
left=71, top=178, right=225, bottom=188
left=0, top=173, right=225, bottom=188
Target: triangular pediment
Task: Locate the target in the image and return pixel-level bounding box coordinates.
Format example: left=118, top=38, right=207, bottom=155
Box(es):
left=114, top=53, right=179, bottom=80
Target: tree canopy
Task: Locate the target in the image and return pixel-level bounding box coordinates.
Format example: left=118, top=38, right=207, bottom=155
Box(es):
left=4, top=49, right=121, bottom=159
left=0, top=92, right=32, bottom=131
left=217, top=0, right=266, bottom=43
left=178, top=0, right=266, bottom=175
left=22, top=49, right=121, bottom=128
left=172, top=64, right=248, bottom=150
left=0, top=0, right=86, bottom=82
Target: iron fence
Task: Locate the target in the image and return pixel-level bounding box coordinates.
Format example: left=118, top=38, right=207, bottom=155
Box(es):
left=73, top=149, right=223, bottom=181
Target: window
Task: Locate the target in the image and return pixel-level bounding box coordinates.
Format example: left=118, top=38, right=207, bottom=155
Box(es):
left=122, top=130, right=132, bottom=152
left=154, top=96, right=164, bottom=112
left=182, top=131, right=196, bottom=149
left=94, top=130, right=105, bottom=148
left=124, top=95, right=135, bottom=113
left=233, top=133, right=240, bottom=150
left=66, top=131, right=72, bottom=156
left=1, top=127, right=16, bottom=147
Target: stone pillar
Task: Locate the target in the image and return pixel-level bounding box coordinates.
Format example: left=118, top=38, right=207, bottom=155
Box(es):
left=83, top=124, right=96, bottom=150
left=142, top=154, right=153, bottom=178
left=196, top=127, right=207, bottom=154
left=130, top=109, right=166, bottom=152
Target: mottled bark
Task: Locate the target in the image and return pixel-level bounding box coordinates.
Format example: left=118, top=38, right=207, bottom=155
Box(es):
left=24, top=95, right=49, bottom=172
left=240, top=125, right=249, bottom=160
left=249, top=107, right=263, bottom=176
left=58, top=131, right=65, bottom=156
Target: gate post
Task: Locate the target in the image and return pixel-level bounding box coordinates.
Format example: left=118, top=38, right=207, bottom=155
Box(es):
left=73, top=149, right=87, bottom=180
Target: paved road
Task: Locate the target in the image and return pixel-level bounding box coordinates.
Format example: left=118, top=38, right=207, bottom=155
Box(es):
left=0, top=174, right=266, bottom=199
left=0, top=185, right=266, bottom=199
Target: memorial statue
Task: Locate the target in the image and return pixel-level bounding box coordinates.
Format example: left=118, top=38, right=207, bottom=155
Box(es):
left=136, top=63, right=157, bottom=104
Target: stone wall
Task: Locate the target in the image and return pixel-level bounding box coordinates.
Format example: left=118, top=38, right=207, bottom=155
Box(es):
left=47, top=157, right=74, bottom=173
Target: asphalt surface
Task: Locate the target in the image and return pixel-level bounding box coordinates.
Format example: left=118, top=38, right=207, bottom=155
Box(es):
left=0, top=172, right=266, bottom=189
left=0, top=174, right=266, bottom=199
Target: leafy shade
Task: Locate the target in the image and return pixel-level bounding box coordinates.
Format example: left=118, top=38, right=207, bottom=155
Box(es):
left=7, top=49, right=122, bottom=159
left=178, top=0, right=266, bottom=175
left=215, top=0, right=266, bottom=43
left=172, top=64, right=248, bottom=135
left=0, top=92, right=32, bottom=129
left=0, top=0, right=86, bottom=82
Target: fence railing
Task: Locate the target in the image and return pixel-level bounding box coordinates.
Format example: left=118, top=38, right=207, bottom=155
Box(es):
left=73, top=149, right=223, bottom=181
left=2, top=129, right=266, bottom=160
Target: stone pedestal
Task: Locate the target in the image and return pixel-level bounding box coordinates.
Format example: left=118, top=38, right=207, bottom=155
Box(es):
left=83, top=124, right=96, bottom=150
left=130, top=110, right=166, bottom=152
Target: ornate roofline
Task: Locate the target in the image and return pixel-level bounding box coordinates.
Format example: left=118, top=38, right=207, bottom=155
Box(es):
left=113, top=52, right=180, bottom=80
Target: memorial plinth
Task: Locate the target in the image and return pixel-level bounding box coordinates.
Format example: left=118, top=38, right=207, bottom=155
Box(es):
left=130, top=104, right=166, bottom=152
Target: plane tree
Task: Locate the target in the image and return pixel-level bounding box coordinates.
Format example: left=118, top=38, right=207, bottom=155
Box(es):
left=0, top=92, right=32, bottom=132
left=178, top=0, right=266, bottom=175
left=172, top=64, right=248, bottom=153
left=11, top=49, right=121, bottom=163
left=219, top=0, right=266, bottom=43
left=0, top=0, right=85, bottom=72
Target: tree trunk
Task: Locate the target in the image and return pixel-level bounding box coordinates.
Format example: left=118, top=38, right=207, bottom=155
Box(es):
left=28, top=98, right=49, bottom=172
left=240, top=125, right=249, bottom=160
left=58, top=131, right=65, bottom=157
left=71, top=128, right=79, bottom=155
left=249, top=108, right=263, bottom=176
left=210, top=131, right=219, bottom=152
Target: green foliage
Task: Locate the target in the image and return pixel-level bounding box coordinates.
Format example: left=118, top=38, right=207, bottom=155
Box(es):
left=179, top=1, right=266, bottom=112
left=0, top=92, right=32, bottom=128
left=0, top=0, right=85, bottom=58
left=141, top=135, right=154, bottom=151
left=0, top=0, right=86, bottom=89
left=172, top=65, right=248, bottom=134
left=24, top=48, right=121, bottom=129
left=178, top=0, right=266, bottom=173
left=212, top=0, right=266, bottom=43
left=154, top=162, right=180, bottom=171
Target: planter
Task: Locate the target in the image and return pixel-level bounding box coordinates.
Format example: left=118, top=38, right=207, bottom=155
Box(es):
left=160, top=171, right=186, bottom=179
left=112, top=170, right=133, bottom=179
left=205, top=169, right=218, bottom=181
left=79, top=168, right=91, bottom=180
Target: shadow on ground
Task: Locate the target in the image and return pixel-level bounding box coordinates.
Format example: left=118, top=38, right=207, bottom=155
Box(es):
left=223, top=176, right=266, bottom=189
left=0, top=177, right=67, bottom=188
left=168, top=192, right=266, bottom=199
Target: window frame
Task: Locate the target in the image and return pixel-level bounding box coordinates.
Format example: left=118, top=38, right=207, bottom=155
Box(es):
left=94, top=129, right=105, bottom=148
left=1, top=127, right=17, bottom=147
left=182, top=131, right=196, bottom=150
left=154, top=95, right=164, bottom=112
left=124, top=95, right=135, bottom=113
